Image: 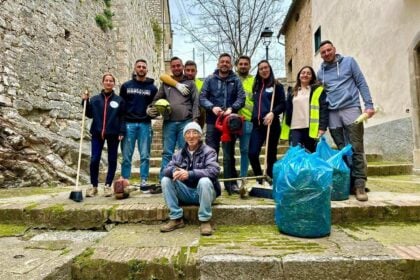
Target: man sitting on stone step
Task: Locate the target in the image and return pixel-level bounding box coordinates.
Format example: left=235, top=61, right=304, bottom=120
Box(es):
left=160, top=122, right=221, bottom=236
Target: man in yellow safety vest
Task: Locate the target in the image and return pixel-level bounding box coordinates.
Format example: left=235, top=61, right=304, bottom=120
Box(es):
left=236, top=56, right=255, bottom=177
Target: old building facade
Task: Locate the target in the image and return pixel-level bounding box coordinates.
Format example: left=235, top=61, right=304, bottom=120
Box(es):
left=279, top=0, right=420, bottom=169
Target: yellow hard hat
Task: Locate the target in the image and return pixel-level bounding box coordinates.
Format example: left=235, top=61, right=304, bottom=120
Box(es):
left=154, top=99, right=171, bottom=115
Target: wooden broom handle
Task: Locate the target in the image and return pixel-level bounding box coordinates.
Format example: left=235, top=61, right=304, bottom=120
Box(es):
left=75, top=89, right=88, bottom=191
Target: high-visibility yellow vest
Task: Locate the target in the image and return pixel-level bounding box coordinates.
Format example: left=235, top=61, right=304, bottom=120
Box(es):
left=195, top=78, right=204, bottom=93
left=238, top=75, right=254, bottom=121
left=280, top=86, right=324, bottom=140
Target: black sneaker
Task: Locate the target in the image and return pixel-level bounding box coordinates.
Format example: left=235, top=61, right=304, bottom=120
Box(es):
left=149, top=183, right=162, bottom=194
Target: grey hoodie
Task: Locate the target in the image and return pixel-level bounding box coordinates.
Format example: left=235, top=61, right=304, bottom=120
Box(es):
left=318, top=54, right=374, bottom=110
left=154, top=75, right=199, bottom=121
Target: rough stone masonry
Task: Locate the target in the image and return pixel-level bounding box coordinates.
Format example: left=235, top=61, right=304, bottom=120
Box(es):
left=0, top=0, right=164, bottom=188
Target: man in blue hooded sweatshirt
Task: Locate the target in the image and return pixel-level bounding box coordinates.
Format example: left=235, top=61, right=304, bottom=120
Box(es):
left=317, top=40, right=375, bottom=201
left=120, top=59, right=157, bottom=189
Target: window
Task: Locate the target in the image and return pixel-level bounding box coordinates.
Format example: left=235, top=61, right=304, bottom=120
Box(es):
left=314, top=27, right=321, bottom=53
left=288, top=59, right=293, bottom=79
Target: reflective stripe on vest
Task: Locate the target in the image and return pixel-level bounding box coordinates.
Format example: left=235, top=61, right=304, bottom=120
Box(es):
left=238, top=75, right=254, bottom=121
left=280, top=86, right=324, bottom=140
left=308, top=86, right=323, bottom=138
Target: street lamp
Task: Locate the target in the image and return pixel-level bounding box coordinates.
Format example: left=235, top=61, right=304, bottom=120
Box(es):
left=260, top=27, right=273, bottom=60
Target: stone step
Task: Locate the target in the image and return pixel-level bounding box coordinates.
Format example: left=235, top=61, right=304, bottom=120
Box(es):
left=150, top=144, right=289, bottom=154
left=70, top=222, right=420, bottom=279
left=118, top=161, right=413, bottom=182
left=0, top=189, right=419, bottom=230
left=138, top=155, right=269, bottom=169
left=3, top=219, right=418, bottom=279
left=134, top=154, right=390, bottom=170
left=149, top=148, right=383, bottom=162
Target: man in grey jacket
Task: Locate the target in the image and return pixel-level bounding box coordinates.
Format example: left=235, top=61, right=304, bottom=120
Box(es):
left=160, top=122, right=221, bottom=236
left=153, top=57, right=200, bottom=181
left=317, top=40, right=375, bottom=201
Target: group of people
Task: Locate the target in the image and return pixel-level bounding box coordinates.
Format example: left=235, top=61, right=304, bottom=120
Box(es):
left=82, top=40, right=374, bottom=235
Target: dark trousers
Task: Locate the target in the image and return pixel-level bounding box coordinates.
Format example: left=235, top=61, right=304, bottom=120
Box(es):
left=90, top=134, right=120, bottom=187
left=329, top=122, right=367, bottom=181
left=248, top=121, right=280, bottom=179
left=205, top=124, right=238, bottom=187
left=290, top=128, right=317, bottom=153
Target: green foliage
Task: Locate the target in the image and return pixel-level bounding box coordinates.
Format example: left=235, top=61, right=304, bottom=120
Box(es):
left=95, top=1, right=113, bottom=31
left=151, top=19, right=163, bottom=48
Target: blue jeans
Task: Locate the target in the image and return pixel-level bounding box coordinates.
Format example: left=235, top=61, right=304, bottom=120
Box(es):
left=121, top=122, right=152, bottom=180
left=239, top=120, right=253, bottom=177
left=90, top=134, right=120, bottom=187
left=162, top=177, right=216, bottom=221
left=160, top=119, right=190, bottom=179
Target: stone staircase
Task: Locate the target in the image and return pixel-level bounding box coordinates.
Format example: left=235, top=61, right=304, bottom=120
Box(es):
left=1, top=119, right=419, bottom=279
left=120, top=119, right=413, bottom=182
left=0, top=186, right=419, bottom=279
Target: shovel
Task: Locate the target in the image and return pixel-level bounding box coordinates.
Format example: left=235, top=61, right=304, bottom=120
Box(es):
left=69, top=89, right=88, bottom=202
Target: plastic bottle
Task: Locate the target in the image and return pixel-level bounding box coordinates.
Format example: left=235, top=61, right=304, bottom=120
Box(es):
left=353, top=106, right=380, bottom=124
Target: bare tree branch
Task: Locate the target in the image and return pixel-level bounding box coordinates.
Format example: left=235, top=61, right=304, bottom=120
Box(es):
left=175, top=0, right=286, bottom=63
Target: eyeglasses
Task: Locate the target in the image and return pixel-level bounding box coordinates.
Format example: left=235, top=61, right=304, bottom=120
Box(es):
left=185, top=130, right=200, bottom=136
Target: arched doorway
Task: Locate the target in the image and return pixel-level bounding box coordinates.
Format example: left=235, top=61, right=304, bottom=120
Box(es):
left=410, top=32, right=420, bottom=171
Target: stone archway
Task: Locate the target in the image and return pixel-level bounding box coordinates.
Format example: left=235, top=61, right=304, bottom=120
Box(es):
left=409, top=32, right=420, bottom=171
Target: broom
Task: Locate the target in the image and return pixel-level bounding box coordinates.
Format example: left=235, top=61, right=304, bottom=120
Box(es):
left=69, top=89, right=88, bottom=202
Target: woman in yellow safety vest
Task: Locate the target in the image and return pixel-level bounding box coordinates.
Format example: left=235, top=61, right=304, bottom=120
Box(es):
left=280, top=66, right=328, bottom=152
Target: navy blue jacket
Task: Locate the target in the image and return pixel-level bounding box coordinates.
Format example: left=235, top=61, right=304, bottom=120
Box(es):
left=163, top=142, right=221, bottom=197
left=120, top=78, right=157, bottom=123
left=84, top=91, right=126, bottom=137
left=199, top=70, right=245, bottom=124
left=251, top=82, right=286, bottom=125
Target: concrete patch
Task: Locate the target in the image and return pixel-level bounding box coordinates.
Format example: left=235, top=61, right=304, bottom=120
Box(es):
left=200, top=255, right=283, bottom=280
left=72, top=224, right=200, bottom=280
left=0, top=230, right=108, bottom=280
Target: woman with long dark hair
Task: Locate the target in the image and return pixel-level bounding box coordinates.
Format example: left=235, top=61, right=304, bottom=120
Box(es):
left=280, top=66, right=328, bottom=152
left=248, top=60, right=285, bottom=182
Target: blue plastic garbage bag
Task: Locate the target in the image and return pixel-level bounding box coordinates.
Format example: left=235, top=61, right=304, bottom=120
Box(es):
left=315, top=136, right=353, bottom=201
left=316, top=136, right=337, bottom=160
left=327, top=145, right=353, bottom=201
left=272, top=145, right=307, bottom=201
left=273, top=150, right=332, bottom=238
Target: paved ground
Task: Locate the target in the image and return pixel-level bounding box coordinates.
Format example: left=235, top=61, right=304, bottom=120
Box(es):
left=0, top=222, right=419, bottom=279
left=0, top=175, right=419, bottom=279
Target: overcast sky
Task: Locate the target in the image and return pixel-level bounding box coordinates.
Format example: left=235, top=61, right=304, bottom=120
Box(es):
left=169, top=0, right=292, bottom=79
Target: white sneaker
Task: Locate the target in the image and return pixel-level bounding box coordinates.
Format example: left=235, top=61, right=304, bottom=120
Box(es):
left=103, top=184, right=113, bottom=197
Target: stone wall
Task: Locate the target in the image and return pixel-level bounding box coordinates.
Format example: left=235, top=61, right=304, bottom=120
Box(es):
left=281, top=0, right=312, bottom=86
left=0, top=0, right=165, bottom=188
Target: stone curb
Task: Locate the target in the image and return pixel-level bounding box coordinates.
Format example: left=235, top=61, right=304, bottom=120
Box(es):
left=0, top=199, right=419, bottom=229
left=70, top=245, right=420, bottom=280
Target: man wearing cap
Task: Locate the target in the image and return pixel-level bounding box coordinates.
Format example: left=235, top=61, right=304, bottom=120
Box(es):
left=152, top=57, right=200, bottom=182
left=160, top=122, right=221, bottom=236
